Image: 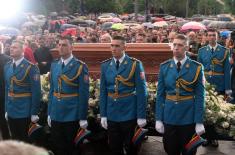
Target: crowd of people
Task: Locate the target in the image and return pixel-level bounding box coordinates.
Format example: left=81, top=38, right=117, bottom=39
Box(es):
left=0, top=13, right=235, bottom=155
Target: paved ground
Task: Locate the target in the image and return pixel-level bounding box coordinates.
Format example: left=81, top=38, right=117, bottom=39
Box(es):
left=139, top=136, right=235, bottom=155
left=1, top=132, right=234, bottom=155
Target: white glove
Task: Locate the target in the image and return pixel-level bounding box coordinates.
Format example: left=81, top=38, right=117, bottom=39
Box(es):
left=5, top=112, right=8, bottom=121
left=31, top=115, right=39, bottom=123
left=101, top=117, right=108, bottom=129
left=195, top=123, right=205, bottom=136
left=137, top=119, right=147, bottom=128
left=79, top=120, right=88, bottom=129
left=47, top=116, right=51, bottom=127
left=155, top=121, right=164, bottom=134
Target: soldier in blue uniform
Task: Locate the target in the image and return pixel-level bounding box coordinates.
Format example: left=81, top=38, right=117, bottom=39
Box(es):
left=99, top=36, right=148, bottom=155
left=155, top=34, right=205, bottom=155
left=198, top=29, right=232, bottom=147
left=4, top=40, right=41, bottom=142
left=47, top=36, right=89, bottom=155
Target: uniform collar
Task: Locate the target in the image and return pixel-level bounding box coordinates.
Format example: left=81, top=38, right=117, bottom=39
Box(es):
left=61, top=54, right=73, bottom=66
left=173, top=55, right=187, bottom=68
left=13, top=57, right=24, bottom=67
left=208, top=43, right=218, bottom=51
left=113, top=53, right=126, bottom=64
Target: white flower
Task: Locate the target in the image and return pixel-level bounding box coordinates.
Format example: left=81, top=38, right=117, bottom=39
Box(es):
left=221, top=122, right=230, bottom=129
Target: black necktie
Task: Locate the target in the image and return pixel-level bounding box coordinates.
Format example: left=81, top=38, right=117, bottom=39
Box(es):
left=211, top=48, right=214, bottom=54
left=13, top=63, right=16, bottom=70
left=116, top=60, right=120, bottom=70
left=62, top=62, right=65, bottom=69
left=177, top=61, right=181, bottom=72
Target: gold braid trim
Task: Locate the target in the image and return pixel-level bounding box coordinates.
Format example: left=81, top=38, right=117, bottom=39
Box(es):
left=116, top=61, right=137, bottom=87
left=177, top=65, right=201, bottom=92
left=11, top=65, right=32, bottom=87
left=60, top=64, right=83, bottom=87
left=212, top=50, right=228, bottom=66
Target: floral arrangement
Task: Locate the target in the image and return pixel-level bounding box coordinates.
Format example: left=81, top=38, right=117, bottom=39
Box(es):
left=40, top=75, right=235, bottom=139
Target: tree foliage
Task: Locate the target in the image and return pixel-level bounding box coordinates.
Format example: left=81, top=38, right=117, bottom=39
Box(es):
left=28, top=0, right=234, bottom=17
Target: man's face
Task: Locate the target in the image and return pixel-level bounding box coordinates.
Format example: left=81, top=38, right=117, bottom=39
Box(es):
left=100, top=36, right=111, bottom=43
left=207, top=31, right=217, bottom=44
left=10, top=42, right=23, bottom=59
left=111, top=39, right=125, bottom=59
left=136, top=35, right=145, bottom=43
left=58, top=39, right=72, bottom=57
left=172, top=38, right=187, bottom=60
left=38, top=39, right=45, bottom=47
left=197, top=35, right=202, bottom=43
left=4, top=43, right=11, bottom=51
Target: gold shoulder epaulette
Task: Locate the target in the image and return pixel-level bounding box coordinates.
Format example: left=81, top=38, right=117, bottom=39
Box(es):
left=101, top=58, right=112, bottom=63
left=191, top=60, right=201, bottom=66
left=161, top=59, right=171, bottom=65
left=77, top=59, right=85, bottom=65
left=130, top=57, right=140, bottom=62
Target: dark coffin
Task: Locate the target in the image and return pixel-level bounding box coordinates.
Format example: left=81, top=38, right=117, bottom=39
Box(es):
left=51, top=43, right=172, bottom=81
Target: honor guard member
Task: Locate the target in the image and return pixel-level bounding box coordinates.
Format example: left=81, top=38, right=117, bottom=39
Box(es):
left=99, top=36, right=148, bottom=155
left=4, top=40, right=41, bottom=142
left=155, top=34, right=205, bottom=155
left=0, top=43, right=11, bottom=140
left=47, top=36, right=89, bottom=155
left=198, top=29, right=231, bottom=147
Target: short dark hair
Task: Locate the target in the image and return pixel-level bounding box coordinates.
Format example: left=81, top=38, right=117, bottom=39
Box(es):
left=11, top=40, right=24, bottom=49
left=112, top=35, right=126, bottom=43
left=58, top=35, right=73, bottom=45
left=207, top=28, right=216, bottom=33
left=174, top=34, right=187, bottom=42
left=206, top=28, right=217, bottom=36
left=174, top=34, right=189, bottom=46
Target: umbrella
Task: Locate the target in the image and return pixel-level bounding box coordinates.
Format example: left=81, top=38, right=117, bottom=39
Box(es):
left=101, top=22, right=113, bottom=30
left=151, top=17, right=164, bottom=22
left=208, top=21, right=235, bottom=29
left=142, top=22, right=153, bottom=28
left=201, top=20, right=213, bottom=26
left=61, top=28, right=77, bottom=37
left=112, top=17, right=122, bottom=23
left=181, top=22, right=206, bottom=32
left=59, top=10, right=69, bottom=16
left=123, top=23, right=141, bottom=30
left=85, top=20, right=96, bottom=27
left=50, top=12, right=58, bottom=17
left=111, top=23, right=124, bottom=30
left=98, top=15, right=113, bottom=23
left=22, top=22, right=36, bottom=27
left=36, top=15, right=45, bottom=19
left=0, top=27, right=20, bottom=36
left=60, top=24, right=78, bottom=31
left=69, top=18, right=87, bottom=26
left=153, top=21, right=168, bottom=27
left=220, top=30, right=232, bottom=38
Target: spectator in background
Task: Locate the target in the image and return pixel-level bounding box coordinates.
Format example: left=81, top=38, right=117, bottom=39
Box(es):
left=135, top=33, right=146, bottom=43
left=23, top=40, right=37, bottom=64
left=187, top=31, right=198, bottom=60
left=34, top=37, right=53, bottom=74
left=168, top=32, right=177, bottom=43
left=3, top=40, right=12, bottom=56
left=100, top=33, right=112, bottom=43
